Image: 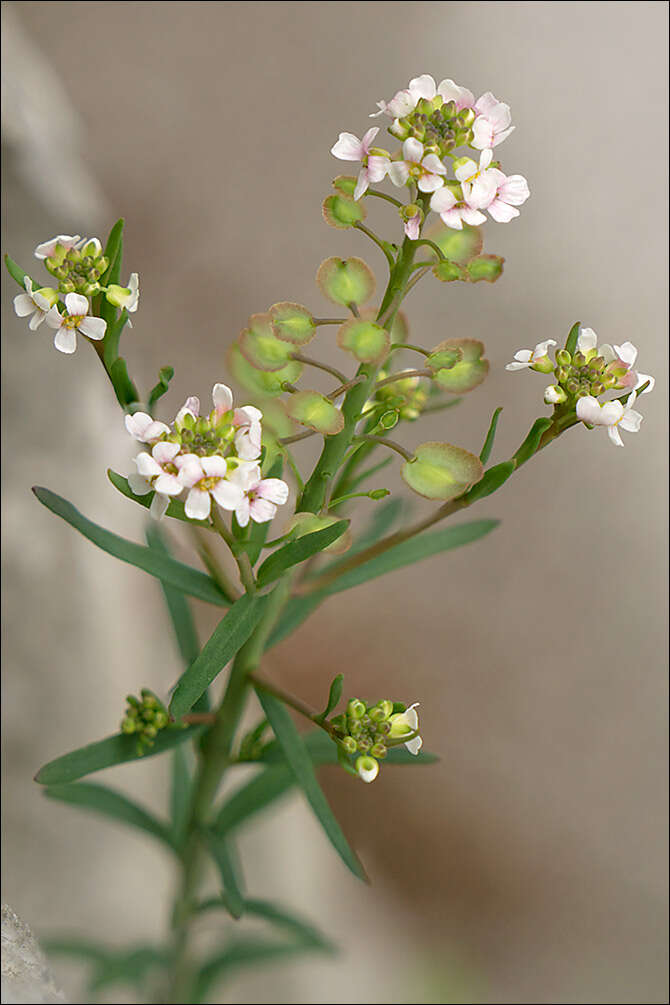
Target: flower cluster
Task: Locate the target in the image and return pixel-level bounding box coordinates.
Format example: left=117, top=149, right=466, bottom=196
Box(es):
left=13, top=234, right=139, bottom=354
left=507, top=327, right=654, bottom=446
left=331, top=73, right=529, bottom=237
left=365, top=368, right=430, bottom=429
left=126, top=382, right=290, bottom=523
left=329, top=698, right=422, bottom=782
left=120, top=689, right=170, bottom=756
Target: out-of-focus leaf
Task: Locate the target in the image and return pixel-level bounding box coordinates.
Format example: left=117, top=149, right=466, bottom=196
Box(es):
left=147, top=366, right=174, bottom=411
left=204, top=831, right=245, bottom=918
left=44, top=782, right=176, bottom=850
left=108, top=469, right=211, bottom=529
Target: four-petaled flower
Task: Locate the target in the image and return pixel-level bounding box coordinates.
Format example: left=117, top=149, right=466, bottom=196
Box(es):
left=128, top=441, right=184, bottom=519
left=576, top=391, right=643, bottom=447
left=484, top=169, right=530, bottom=222
left=125, top=411, right=171, bottom=443
left=429, top=187, right=486, bottom=229
left=471, top=92, right=515, bottom=150
left=233, top=405, right=263, bottom=460
left=455, top=149, right=499, bottom=211
left=33, top=234, right=81, bottom=260
left=45, top=292, right=107, bottom=354
left=389, top=703, right=423, bottom=755
left=388, top=138, right=447, bottom=193
left=13, top=276, right=58, bottom=330
left=175, top=454, right=244, bottom=520
left=229, top=463, right=290, bottom=526
left=600, top=340, right=655, bottom=395
left=506, top=339, right=557, bottom=372
left=330, top=127, right=390, bottom=200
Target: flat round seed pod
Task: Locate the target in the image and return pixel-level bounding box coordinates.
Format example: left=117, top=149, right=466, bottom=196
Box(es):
left=316, top=257, right=376, bottom=307
left=286, top=390, right=344, bottom=435
left=401, top=441, right=483, bottom=500
left=430, top=338, right=489, bottom=393
left=337, top=318, right=390, bottom=364
left=269, top=302, right=316, bottom=346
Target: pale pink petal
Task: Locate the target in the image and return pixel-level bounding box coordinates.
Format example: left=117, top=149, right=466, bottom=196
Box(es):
left=499, top=174, right=530, bottom=206
left=430, top=188, right=457, bottom=213
left=256, top=478, right=290, bottom=505
left=235, top=496, right=251, bottom=527
left=402, top=138, right=424, bottom=164
left=212, top=382, right=234, bottom=413
left=388, top=161, right=410, bottom=187
left=234, top=405, right=262, bottom=426
left=490, top=125, right=515, bottom=147
left=607, top=425, right=624, bottom=446
left=454, top=158, right=478, bottom=183
left=176, top=396, right=200, bottom=423
left=474, top=92, right=500, bottom=117
left=211, top=480, right=244, bottom=511
left=404, top=216, right=420, bottom=239
left=136, top=453, right=163, bottom=478
left=437, top=79, right=474, bottom=109
left=422, top=153, right=447, bottom=176
left=128, top=472, right=152, bottom=495
left=459, top=207, right=487, bottom=226
left=360, top=126, right=379, bottom=152
left=235, top=427, right=262, bottom=460
left=353, top=168, right=369, bottom=201
left=152, top=441, right=181, bottom=464
left=409, top=74, right=437, bottom=100
left=185, top=488, right=211, bottom=520
left=154, top=473, right=183, bottom=496
left=613, top=342, right=638, bottom=368
left=331, top=132, right=364, bottom=161
left=53, top=326, right=77, bottom=354
left=34, top=235, right=80, bottom=259
left=471, top=117, right=495, bottom=150
left=64, top=292, right=89, bottom=316
left=249, top=497, right=277, bottom=523
left=77, top=315, right=107, bottom=340
left=440, top=208, right=464, bottom=230
left=487, top=199, right=519, bottom=223
left=417, top=172, right=445, bottom=193
left=178, top=460, right=206, bottom=488
left=366, top=155, right=389, bottom=183
left=200, top=455, right=228, bottom=478
left=384, top=89, right=416, bottom=118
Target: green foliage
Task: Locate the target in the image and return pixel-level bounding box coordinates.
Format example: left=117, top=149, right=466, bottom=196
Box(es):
left=286, top=390, right=345, bottom=434
left=316, top=674, right=344, bottom=722
left=33, top=487, right=227, bottom=605
left=108, top=469, right=211, bottom=529
left=44, top=782, right=176, bottom=850
left=147, top=366, right=174, bottom=412
left=4, top=253, right=31, bottom=288
left=564, top=320, right=581, bottom=355
left=170, top=745, right=192, bottom=849
left=514, top=416, right=553, bottom=466
left=145, top=525, right=202, bottom=669
left=480, top=407, right=503, bottom=463
left=256, top=520, right=349, bottom=587
left=44, top=939, right=166, bottom=996
left=205, top=831, right=246, bottom=918
left=464, top=461, right=515, bottom=503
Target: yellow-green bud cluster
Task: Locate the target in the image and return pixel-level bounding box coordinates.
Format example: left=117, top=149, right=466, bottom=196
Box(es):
left=170, top=409, right=237, bottom=458
left=329, top=698, right=408, bottom=780
left=553, top=348, right=621, bottom=401
left=120, top=688, right=169, bottom=756
left=45, top=240, right=109, bottom=296
left=371, top=369, right=429, bottom=428
left=391, top=95, right=475, bottom=156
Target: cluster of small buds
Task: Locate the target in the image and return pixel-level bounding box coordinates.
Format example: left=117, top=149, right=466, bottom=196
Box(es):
left=126, top=382, right=290, bottom=523
left=13, top=233, right=140, bottom=354
left=331, top=73, right=529, bottom=237
left=120, top=689, right=170, bottom=756
left=366, top=368, right=429, bottom=428
left=329, top=698, right=422, bottom=783
left=507, top=327, right=654, bottom=447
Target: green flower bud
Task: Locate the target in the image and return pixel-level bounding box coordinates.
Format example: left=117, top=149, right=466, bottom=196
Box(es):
left=590, top=382, right=604, bottom=396
left=341, top=736, right=357, bottom=755
left=370, top=743, right=387, bottom=759
left=356, top=737, right=371, bottom=753
left=121, top=717, right=136, bottom=734
left=441, top=100, right=456, bottom=119
left=556, top=349, right=572, bottom=366
left=368, top=488, right=391, bottom=500
left=348, top=699, right=366, bottom=720
left=458, top=107, right=475, bottom=127
left=355, top=755, right=379, bottom=783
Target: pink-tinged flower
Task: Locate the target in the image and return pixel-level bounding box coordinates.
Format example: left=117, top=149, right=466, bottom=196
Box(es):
left=13, top=276, right=59, bottom=330
left=372, top=75, right=475, bottom=119
left=330, top=127, right=390, bottom=200
left=233, top=405, right=263, bottom=460
left=471, top=91, right=515, bottom=150
left=600, top=341, right=655, bottom=395
left=175, top=454, right=243, bottom=520
left=128, top=441, right=183, bottom=519
left=389, top=702, right=423, bottom=755
left=229, top=463, right=289, bottom=527
left=455, top=149, right=498, bottom=210
left=45, top=292, right=106, bottom=354
left=576, top=391, right=643, bottom=447
left=438, top=78, right=475, bottom=111
left=506, top=339, right=557, bottom=372
left=485, top=169, right=530, bottom=222
left=125, top=411, right=170, bottom=443
left=175, top=383, right=235, bottom=424
left=34, top=234, right=81, bottom=260
left=388, top=138, right=446, bottom=194
left=404, top=210, right=421, bottom=240
left=429, top=187, right=487, bottom=230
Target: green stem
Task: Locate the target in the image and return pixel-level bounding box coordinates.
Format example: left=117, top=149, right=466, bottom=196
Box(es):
left=374, top=368, right=431, bottom=389
left=354, top=433, right=414, bottom=463
left=353, top=222, right=396, bottom=267
left=211, top=509, right=256, bottom=594
left=290, top=352, right=349, bottom=385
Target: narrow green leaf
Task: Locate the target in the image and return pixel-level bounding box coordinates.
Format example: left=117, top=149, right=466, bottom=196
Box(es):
left=194, top=938, right=318, bottom=1003
left=256, top=520, right=349, bottom=587
left=479, top=407, right=503, bottom=463
left=349, top=496, right=404, bottom=556
left=102, top=308, right=127, bottom=371
left=33, top=486, right=227, bottom=606
left=464, top=461, right=515, bottom=503
left=147, top=366, right=174, bottom=412
left=564, top=320, right=581, bottom=355
left=255, top=689, right=367, bottom=881
left=169, top=745, right=192, bottom=848
left=4, top=253, right=30, bottom=288
left=101, top=218, right=124, bottom=287
left=110, top=354, right=139, bottom=406
left=314, top=519, right=500, bottom=596
left=145, top=525, right=201, bottom=667
left=513, top=417, right=553, bottom=467
left=204, top=831, right=245, bottom=918
left=44, top=782, right=176, bottom=850
left=246, top=455, right=284, bottom=566
left=317, top=674, right=343, bottom=721
left=88, top=946, right=166, bottom=994
left=261, top=729, right=439, bottom=768
left=108, top=469, right=211, bottom=529
left=340, top=455, right=393, bottom=495
left=240, top=899, right=331, bottom=948
left=169, top=595, right=267, bottom=720
left=35, top=725, right=204, bottom=786
left=41, top=938, right=110, bottom=965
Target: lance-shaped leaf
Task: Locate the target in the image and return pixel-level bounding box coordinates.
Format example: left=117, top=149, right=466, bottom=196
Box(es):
left=288, top=512, right=352, bottom=555
left=286, top=390, right=344, bottom=435
left=423, top=221, right=483, bottom=263
left=316, top=256, right=375, bottom=307
left=145, top=525, right=201, bottom=667
left=466, top=254, right=504, bottom=283
left=337, top=318, right=390, bottom=364
left=109, top=356, right=139, bottom=406
left=402, top=441, right=484, bottom=501
left=35, top=725, right=204, bottom=785
left=193, top=938, right=319, bottom=1004
left=204, top=831, right=245, bottom=919
left=256, top=520, right=349, bottom=587
left=322, top=193, right=366, bottom=229
left=269, top=302, right=316, bottom=346
left=564, top=320, right=582, bottom=355
left=514, top=416, right=553, bottom=466
left=316, top=674, right=343, bottom=722
left=4, top=253, right=32, bottom=289
left=228, top=344, right=303, bottom=397
left=239, top=314, right=296, bottom=371
left=33, top=487, right=227, bottom=605
left=429, top=338, right=489, bottom=393
left=147, top=366, right=174, bottom=411
left=480, top=407, right=503, bottom=463
left=44, top=782, right=176, bottom=850
left=169, top=594, right=268, bottom=720
left=108, top=469, right=211, bottom=529
left=100, top=218, right=124, bottom=286
left=255, top=689, right=367, bottom=881
left=464, top=461, right=515, bottom=503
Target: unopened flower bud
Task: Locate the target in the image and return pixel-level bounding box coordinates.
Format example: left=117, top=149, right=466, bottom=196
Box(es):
left=368, top=488, right=390, bottom=500
left=544, top=384, right=567, bottom=405
left=590, top=382, right=604, bottom=396
left=458, top=107, right=475, bottom=127
left=356, top=755, right=379, bottom=783
left=341, top=736, right=357, bottom=755
left=348, top=699, right=366, bottom=720
left=370, top=743, right=387, bottom=759
left=556, top=349, right=571, bottom=366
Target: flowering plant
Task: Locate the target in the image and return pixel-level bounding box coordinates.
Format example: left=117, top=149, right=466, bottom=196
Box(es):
left=6, top=72, right=652, bottom=1003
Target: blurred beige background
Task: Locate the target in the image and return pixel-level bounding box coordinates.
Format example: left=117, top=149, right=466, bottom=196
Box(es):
left=2, top=2, right=668, bottom=1003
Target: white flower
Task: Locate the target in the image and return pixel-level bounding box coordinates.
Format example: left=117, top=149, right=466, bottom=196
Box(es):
left=45, top=292, right=106, bottom=354
left=576, top=391, right=643, bottom=447
left=228, top=463, right=290, bottom=527
left=600, top=340, right=655, bottom=395
left=176, top=454, right=244, bottom=521
left=106, top=273, right=140, bottom=313
left=544, top=384, right=567, bottom=405
left=13, top=276, right=58, bottom=330
left=576, top=327, right=598, bottom=355
left=455, top=149, right=498, bottom=211
left=438, top=78, right=475, bottom=111
left=371, top=74, right=475, bottom=119
left=128, top=441, right=183, bottom=519
left=175, top=383, right=235, bottom=425
left=125, top=411, right=170, bottom=443
left=429, top=187, right=486, bottom=230
left=485, top=169, right=530, bottom=223
left=389, top=702, right=422, bottom=755
left=233, top=405, right=263, bottom=460
left=34, top=234, right=81, bottom=260
left=388, top=138, right=446, bottom=194
left=471, top=91, right=515, bottom=150
left=330, top=127, right=390, bottom=200
left=506, top=339, right=557, bottom=372
left=355, top=755, right=379, bottom=783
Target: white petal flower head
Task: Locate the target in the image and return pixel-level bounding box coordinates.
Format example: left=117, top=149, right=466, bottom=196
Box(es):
left=355, top=755, right=380, bottom=784
left=471, top=91, right=515, bottom=150
left=485, top=169, right=530, bottom=223
left=429, top=187, right=486, bottom=230
left=330, top=127, right=390, bottom=200
left=455, top=149, right=498, bottom=211
left=45, top=292, right=107, bottom=354
left=106, top=273, right=140, bottom=313
left=576, top=391, right=643, bottom=447
left=34, top=234, right=81, bottom=260
left=229, top=463, right=290, bottom=527
left=233, top=405, right=263, bottom=460
left=13, top=276, right=59, bottom=330
left=506, top=339, right=557, bottom=372
left=600, top=340, right=655, bottom=395
left=128, top=441, right=183, bottom=519
left=576, top=327, right=599, bottom=355
left=370, top=74, right=437, bottom=119
left=125, top=411, right=170, bottom=443
left=437, top=78, right=475, bottom=111
left=388, top=138, right=446, bottom=194
left=176, top=454, right=244, bottom=520
left=389, top=702, right=423, bottom=755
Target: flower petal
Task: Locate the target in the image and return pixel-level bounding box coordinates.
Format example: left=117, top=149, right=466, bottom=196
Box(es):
left=77, top=315, right=107, bottom=340
left=185, top=488, right=211, bottom=520
left=211, top=480, right=244, bottom=511
left=150, top=493, right=170, bottom=520
left=53, top=326, right=77, bottom=354
left=64, top=292, right=89, bottom=316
